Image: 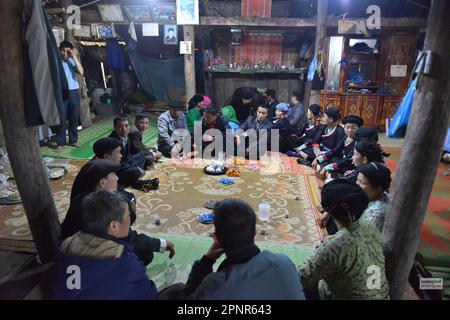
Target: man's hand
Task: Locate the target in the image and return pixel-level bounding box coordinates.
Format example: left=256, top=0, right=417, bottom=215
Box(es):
left=171, top=143, right=181, bottom=156
left=166, top=240, right=175, bottom=259
left=206, top=238, right=224, bottom=262
left=138, top=167, right=145, bottom=178
left=311, top=158, right=318, bottom=168
left=69, top=47, right=78, bottom=58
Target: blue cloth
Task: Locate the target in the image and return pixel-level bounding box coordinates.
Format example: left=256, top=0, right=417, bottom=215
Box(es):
left=198, top=212, right=214, bottom=224
left=228, top=121, right=240, bottom=134
left=128, top=50, right=185, bottom=101
left=307, top=56, right=318, bottom=81
left=49, top=239, right=158, bottom=300
left=62, top=58, right=79, bottom=90
left=388, top=78, right=417, bottom=138
left=107, top=39, right=126, bottom=71
left=444, top=128, right=450, bottom=153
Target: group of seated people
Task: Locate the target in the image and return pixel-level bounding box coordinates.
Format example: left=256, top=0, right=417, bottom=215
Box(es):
left=50, top=174, right=392, bottom=300
left=47, top=90, right=397, bottom=300
left=156, top=89, right=310, bottom=159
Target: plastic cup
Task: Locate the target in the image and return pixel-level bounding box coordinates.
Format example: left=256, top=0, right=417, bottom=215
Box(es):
left=258, top=203, right=271, bottom=222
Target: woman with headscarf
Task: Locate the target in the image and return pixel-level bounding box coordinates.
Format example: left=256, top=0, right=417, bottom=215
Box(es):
left=319, top=140, right=387, bottom=234
left=357, top=162, right=392, bottom=233
left=288, top=104, right=323, bottom=155
left=317, top=115, right=364, bottom=179
left=298, top=178, right=389, bottom=300
left=297, top=107, right=345, bottom=167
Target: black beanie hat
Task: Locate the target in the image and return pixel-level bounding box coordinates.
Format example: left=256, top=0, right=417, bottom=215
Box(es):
left=355, top=141, right=384, bottom=163
left=359, top=162, right=392, bottom=191
left=321, top=178, right=369, bottom=223
left=70, top=159, right=121, bottom=200
left=168, top=101, right=185, bottom=109
left=324, top=107, right=341, bottom=121
left=355, top=127, right=379, bottom=143
left=308, top=104, right=322, bottom=117
left=93, top=138, right=122, bottom=158
left=342, top=115, right=364, bottom=127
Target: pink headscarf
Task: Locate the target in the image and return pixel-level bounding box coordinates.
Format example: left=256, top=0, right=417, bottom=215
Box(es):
left=203, top=96, right=212, bottom=107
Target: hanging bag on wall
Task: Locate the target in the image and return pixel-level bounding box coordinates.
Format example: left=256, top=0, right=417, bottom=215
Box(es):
left=307, top=56, right=318, bottom=81
left=387, top=77, right=417, bottom=138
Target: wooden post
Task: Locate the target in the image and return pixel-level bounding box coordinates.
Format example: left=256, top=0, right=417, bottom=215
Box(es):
left=383, top=0, right=450, bottom=300
left=0, top=0, right=61, bottom=263
left=184, top=25, right=196, bottom=103
left=304, top=0, right=328, bottom=106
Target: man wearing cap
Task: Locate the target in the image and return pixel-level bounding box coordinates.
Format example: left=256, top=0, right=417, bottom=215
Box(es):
left=61, top=159, right=175, bottom=266
left=298, top=179, right=389, bottom=300
left=271, top=102, right=291, bottom=153
left=157, top=101, right=190, bottom=158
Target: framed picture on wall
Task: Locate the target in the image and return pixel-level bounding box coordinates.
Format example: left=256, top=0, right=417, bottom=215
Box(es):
left=151, top=3, right=177, bottom=24
left=164, top=25, right=178, bottom=45
left=176, top=0, right=199, bottom=25
left=97, top=4, right=125, bottom=22
left=93, top=24, right=116, bottom=39
left=123, top=5, right=152, bottom=22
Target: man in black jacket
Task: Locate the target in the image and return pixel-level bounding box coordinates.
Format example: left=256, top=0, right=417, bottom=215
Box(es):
left=61, top=159, right=175, bottom=266
left=236, top=102, right=273, bottom=159
left=108, top=116, right=158, bottom=189
left=198, top=105, right=231, bottom=157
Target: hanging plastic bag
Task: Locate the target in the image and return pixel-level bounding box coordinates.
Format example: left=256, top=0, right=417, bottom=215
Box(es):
left=388, top=77, right=417, bottom=138
left=307, top=56, right=318, bottom=81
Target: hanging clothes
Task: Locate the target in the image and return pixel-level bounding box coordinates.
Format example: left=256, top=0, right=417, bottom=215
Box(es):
left=23, top=0, right=66, bottom=127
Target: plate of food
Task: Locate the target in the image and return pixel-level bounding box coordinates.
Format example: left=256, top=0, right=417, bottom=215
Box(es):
left=203, top=160, right=228, bottom=176
left=48, top=167, right=67, bottom=180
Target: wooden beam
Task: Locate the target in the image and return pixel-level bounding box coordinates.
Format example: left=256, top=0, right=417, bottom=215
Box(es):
left=183, top=26, right=196, bottom=102
left=304, top=0, right=328, bottom=106
left=200, top=16, right=316, bottom=27
left=383, top=0, right=450, bottom=300
left=199, top=16, right=426, bottom=28
left=0, top=0, right=61, bottom=263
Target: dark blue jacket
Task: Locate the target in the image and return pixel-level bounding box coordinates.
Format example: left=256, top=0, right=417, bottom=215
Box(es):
left=49, top=236, right=158, bottom=300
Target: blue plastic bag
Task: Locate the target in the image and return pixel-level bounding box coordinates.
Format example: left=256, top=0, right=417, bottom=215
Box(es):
left=307, top=56, right=318, bottom=81
left=388, top=78, right=417, bottom=138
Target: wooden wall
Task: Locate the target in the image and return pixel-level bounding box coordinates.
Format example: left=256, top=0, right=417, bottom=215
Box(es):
left=242, top=0, right=272, bottom=18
